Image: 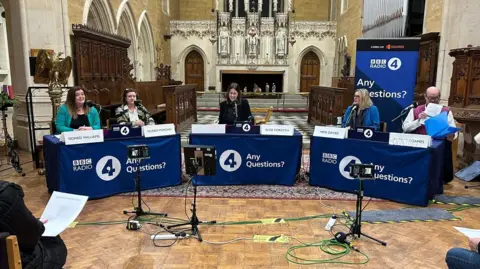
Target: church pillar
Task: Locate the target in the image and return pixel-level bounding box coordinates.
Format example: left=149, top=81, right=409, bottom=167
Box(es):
left=436, top=0, right=480, bottom=104
left=2, top=0, right=72, bottom=151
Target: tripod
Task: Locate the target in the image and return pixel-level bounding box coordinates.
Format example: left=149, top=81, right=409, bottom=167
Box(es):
left=167, top=164, right=215, bottom=242
left=0, top=108, right=24, bottom=176
left=123, top=160, right=167, bottom=219
left=347, top=179, right=387, bottom=246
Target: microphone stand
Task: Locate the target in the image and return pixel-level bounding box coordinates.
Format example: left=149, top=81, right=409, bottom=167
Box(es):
left=166, top=161, right=216, bottom=242
left=347, top=177, right=387, bottom=246
left=391, top=109, right=410, bottom=123
left=123, top=160, right=168, bottom=219
left=345, top=107, right=356, bottom=128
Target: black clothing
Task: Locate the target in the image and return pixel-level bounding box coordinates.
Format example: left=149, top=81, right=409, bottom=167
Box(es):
left=346, top=109, right=365, bottom=129
left=0, top=181, right=67, bottom=269
left=219, top=98, right=253, bottom=124
left=69, top=114, right=90, bottom=129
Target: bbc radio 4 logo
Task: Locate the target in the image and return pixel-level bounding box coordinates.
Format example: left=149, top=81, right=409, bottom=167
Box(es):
left=72, top=158, right=92, bottom=171
left=370, top=57, right=402, bottom=71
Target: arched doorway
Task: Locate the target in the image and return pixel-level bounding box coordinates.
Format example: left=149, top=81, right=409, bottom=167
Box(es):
left=300, top=51, right=320, bottom=92
left=185, top=50, right=204, bottom=91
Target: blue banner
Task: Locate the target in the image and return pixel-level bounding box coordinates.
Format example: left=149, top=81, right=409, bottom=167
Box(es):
left=44, top=135, right=182, bottom=199
left=189, top=132, right=302, bottom=186
left=354, top=38, right=420, bottom=132
left=309, top=136, right=445, bottom=206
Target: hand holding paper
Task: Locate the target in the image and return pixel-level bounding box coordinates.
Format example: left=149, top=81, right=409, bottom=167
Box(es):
left=40, top=192, right=88, bottom=237
left=424, top=111, right=460, bottom=139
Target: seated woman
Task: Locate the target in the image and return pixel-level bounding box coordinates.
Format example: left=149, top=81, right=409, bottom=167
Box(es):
left=219, top=82, right=253, bottom=124
left=341, top=89, right=380, bottom=131
left=55, top=86, right=101, bottom=134
left=0, top=180, right=67, bottom=268
left=115, top=88, right=155, bottom=126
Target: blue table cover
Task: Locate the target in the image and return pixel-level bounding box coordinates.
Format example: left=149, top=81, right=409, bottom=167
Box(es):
left=43, top=134, right=182, bottom=199
left=309, top=136, right=445, bottom=206
left=189, top=130, right=303, bottom=186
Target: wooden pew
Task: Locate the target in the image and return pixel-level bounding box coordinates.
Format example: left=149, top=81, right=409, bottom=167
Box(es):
left=308, top=86, right=353, bottom=126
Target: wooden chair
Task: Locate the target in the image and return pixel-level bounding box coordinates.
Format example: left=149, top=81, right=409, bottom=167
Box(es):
left=251, top=107, right=274, bottom=125
left=0, top=233, right=22, bottom=269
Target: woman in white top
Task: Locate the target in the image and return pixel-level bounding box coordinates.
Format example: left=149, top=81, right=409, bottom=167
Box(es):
left=115, top=88, right=155, bottom=126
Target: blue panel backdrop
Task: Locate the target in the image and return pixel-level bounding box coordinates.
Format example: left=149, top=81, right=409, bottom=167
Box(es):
left=354, top=38, right=420, bottom=132
left=44, top=135, right=182, bottom=199
left=189, top=132, right=303, bottom=186
left=309, top=136, right=445, bottom=206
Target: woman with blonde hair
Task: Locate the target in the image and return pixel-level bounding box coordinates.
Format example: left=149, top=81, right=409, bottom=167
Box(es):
left=341, top=88, right=380, bottom=130
left=55, top=86, right=101, bottom=134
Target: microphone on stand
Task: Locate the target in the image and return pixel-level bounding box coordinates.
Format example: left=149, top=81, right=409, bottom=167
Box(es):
left=345, top=103, right=358, bottom=129
left=401, top=102, right=418, bottom=112
left=391, top=102, right=418, bottom=123
left=86, top=100, right=102, bottom=112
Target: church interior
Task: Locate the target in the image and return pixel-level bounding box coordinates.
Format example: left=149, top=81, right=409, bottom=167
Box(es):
left=0, top=0, right=480, bottom=268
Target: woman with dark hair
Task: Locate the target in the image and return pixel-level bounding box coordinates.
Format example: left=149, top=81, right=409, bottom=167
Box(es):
left=115, top=88, right=155, bottom=126
left=218, top=82, right=253, bottom=124
left=0, top=180, right=67, bottom=268
left=55, top=86, right=101, bottom=134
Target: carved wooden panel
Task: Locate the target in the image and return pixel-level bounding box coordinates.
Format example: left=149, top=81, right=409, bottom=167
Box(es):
left=308, top=86, right=352, bottom=126
left=448, top=45, right=480, bottom=169
left=414, top=32, right=440, bottom=103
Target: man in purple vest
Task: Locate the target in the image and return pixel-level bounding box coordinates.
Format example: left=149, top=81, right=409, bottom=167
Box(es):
left=402, top=86, right=457, bottom=141
left=402, top=86, right=456, bottom=184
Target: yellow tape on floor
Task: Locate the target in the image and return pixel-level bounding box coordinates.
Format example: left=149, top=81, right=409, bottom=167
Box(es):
left=260, top=218, right=286, bottom=224
left=253, top=235, right=290, bottom=243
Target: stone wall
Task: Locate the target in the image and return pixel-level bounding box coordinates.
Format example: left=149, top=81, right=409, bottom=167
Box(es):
left=423, top=0, right=444, bottom=33
left=334, top=0, right=362, bottom=76
left=293, top=0, right=330, bottom=21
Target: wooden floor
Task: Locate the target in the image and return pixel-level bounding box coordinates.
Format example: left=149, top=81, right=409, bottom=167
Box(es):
left=2, top=155, right=480, bottom=269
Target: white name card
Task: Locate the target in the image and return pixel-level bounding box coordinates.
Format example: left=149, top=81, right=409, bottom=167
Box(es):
left=260, top=125, right=294, bottom=136
left=389, top=132, right=431, bottom=148
left=191, top=124, right=226, bottom=134
left=61, top=130, right=104, bottom=145
left=313, top=126, right=348, bottom=139
left=142, top=123, right=176, bottom=137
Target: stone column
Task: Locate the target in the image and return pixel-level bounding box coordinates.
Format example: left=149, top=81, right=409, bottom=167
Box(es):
left=435, top=0, right=480, bottom=104
left=2, top=0, right=72, bottom=151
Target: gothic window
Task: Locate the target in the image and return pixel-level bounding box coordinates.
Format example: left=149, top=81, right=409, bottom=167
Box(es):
left=224, top=0, right=285, bottom=17
left=330, top=0, right=337, bottom=20
left=162, top=0, right=169, bottom=15
left=340, top=0, right=348, bottom=14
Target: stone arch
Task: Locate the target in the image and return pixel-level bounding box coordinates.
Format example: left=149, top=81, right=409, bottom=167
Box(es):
left=335, top=35, right=348, bottom=77
left=116, top=1, right=137, bottom=74
left=83, top=0, right=116, bottom=33
left=137, top=11, right=155, bottom=81
left=178, top=45, right=208, bottom=91
left=296, top=45, right=327, bottom=92
left=136, top=10, right=155, bottom=81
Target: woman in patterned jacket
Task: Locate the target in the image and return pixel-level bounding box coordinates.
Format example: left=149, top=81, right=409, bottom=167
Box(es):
left=115, top=88, right=155, bottom=126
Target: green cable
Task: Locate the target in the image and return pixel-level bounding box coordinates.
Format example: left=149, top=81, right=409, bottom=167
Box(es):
left=285, top=239, right=369, bottom=265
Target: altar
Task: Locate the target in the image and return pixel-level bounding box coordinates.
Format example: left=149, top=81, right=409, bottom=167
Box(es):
left=169, top=0, right=336, bottom=93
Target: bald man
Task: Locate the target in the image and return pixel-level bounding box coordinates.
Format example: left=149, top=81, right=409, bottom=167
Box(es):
left=402, top=87, right=457, bottom=140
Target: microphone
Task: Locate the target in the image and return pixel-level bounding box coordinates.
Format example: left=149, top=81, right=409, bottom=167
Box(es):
left=86, top=100, right=102, bottom=112
left=234, top=102, right=238, bottom=120
left=402, top=102, right=418, bottom=111
left=86, top=100, right=96, bottom=107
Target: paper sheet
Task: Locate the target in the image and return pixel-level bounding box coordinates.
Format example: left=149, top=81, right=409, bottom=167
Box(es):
left=425, top=103, right=443, bottom=117
left=454, top=227, right=480, bottom=238
left=40, top=191, right=88, bottom=237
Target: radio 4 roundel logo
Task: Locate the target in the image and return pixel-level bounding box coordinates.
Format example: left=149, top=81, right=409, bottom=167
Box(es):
left=96, top=156, right=121, bottom=181
left=219, top=150, right=242, bottom=172
left=338, top=156, right=361, bottom=180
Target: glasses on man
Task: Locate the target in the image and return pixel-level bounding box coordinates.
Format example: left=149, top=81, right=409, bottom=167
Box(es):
left=425, top=95, right=440, bottom=102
